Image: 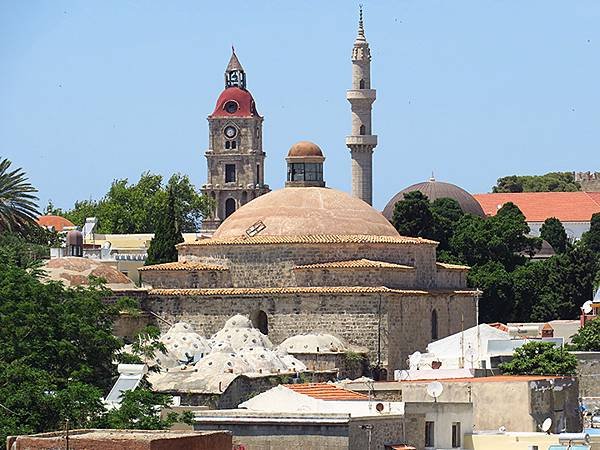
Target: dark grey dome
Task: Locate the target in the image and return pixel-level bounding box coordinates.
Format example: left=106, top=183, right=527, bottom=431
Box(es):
left=383, top=178, right=486, bottom=220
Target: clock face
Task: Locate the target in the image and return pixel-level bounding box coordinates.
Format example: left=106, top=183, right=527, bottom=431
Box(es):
left=224, top=101, right=238, bottom=114
left=224, top=126, right=237, bottom=139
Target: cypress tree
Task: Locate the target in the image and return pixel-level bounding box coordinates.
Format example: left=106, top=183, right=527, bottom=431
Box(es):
left=145, top=187, right=183, bottom=265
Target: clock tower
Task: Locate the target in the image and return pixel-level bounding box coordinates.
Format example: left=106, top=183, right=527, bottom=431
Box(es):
left=201, top=49, right=270, bottom=232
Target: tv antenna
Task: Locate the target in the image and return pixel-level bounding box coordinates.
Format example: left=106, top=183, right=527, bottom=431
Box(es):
left=426, top=381, right=443, bottom=402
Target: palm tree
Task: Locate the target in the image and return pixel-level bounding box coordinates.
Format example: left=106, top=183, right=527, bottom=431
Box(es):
left=0, top=158, right=40, bottom=234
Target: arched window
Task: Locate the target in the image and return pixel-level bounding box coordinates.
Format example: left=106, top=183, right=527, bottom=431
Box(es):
left=251, top=310, right=269, bottom=335
left=360, top=125, right=366, bottom=136
left=359, top=79, right=365, bottom=89
left=225, top=141, right=230, bottom=149
left=225, top=198, right=236, bottom=218
left=231, top=140, right=237, bottom=149
left=431, top=309, right=439, bottom=341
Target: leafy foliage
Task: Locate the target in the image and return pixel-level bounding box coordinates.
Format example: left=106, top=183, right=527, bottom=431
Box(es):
left=582, top=212, right=600, bottom=254
left=492, top=172, right=580, bottom=193
left=63, top=172, right=212, bottom=233
left=0, top=237, right=188, bottom=447
left=499, top=341, right=577, bottom=376
left=0, top=158, right=40, bottom=235
left=392, top=191, right=435, bottom=239
left=98, top=389, right=193, bottom=430
left=389, top=193, right=598, bottom=324
left=571, top=318, right=600, bottom=351
left=145, top=187, right=184, bottom=265
left=540, top=217, right=568, bottom=253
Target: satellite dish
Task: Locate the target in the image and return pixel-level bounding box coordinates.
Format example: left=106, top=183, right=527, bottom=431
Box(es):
left=408, top=351, right=422, bottom=369
left=375, top=402, right=384, bottom=412
left=541, top=417, right=552, bottom=432
left=499, top=426, right=506, bottom=432
left=426, top=381, right=444, bottom=400
left=582, top=301, right=593, bottom=314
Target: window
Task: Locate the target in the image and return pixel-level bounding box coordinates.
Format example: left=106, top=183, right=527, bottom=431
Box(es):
left=225, top=164, right=236, bottom=183
left=425, top=421, right=434, bottom=448
left=231, top=140, right=237, bottom=149
left=452, top=422, right=461, bottom=448
left=287, top=163, right=322, bottom=182
left=431, top=309, right=438, bottom=340
left=360, top=124, right=366, bottom=135
left=250, top=310, right=268, bottom=335
left=256, top=164, right=260, bottom=185
left=225, top=141, right=230, bottom=149
left=241, top=191, right=248, bottom=205
left=359, top=79, right=365, bottom=89
left=225, top=198, right=236, bottom=218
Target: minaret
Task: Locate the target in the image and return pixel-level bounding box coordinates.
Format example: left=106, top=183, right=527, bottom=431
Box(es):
left=345, top=6, right=377, bottom=205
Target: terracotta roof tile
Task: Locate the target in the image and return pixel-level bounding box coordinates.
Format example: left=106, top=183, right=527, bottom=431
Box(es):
left=148, top=287, right=480, bottom=297
left=138, top=261, right=227, bottom=272
left=285, top=383, right=368, bottom=401
left=179, top=234, right=438, bottom=248
left=436, top=262, right=470, bottom=271
left=293, top=259, right=414, bottom=270
left=474, top=192, right=600, bottom=222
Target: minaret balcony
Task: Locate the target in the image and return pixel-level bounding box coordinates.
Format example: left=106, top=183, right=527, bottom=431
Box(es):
left=346, top=89, right=376, bottom=100
left=345, top=135, right=378, bottom=146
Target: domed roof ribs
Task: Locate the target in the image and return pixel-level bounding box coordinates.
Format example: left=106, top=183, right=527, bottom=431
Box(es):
left=225, top=46, right=246, bottom=89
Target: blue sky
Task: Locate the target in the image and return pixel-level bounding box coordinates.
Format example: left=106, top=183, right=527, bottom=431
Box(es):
left=1, top=0, right=600, bottom=211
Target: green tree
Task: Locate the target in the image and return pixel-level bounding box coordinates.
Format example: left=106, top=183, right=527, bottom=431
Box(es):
left=451, top=202, right=540, bottom=270
left=391, top=191, right=435, bottom=239
left=0, top=158, right=40, bottom=235
left=468, top=261, right=514, bottom=323
left=492, top=172, right=580, bottom=193
left=99, top=389, right=192, bottom=430
left=499, top=341, right=577, bottom=376
left=145, top=187, right=183, bottom=265
left=63, top=172, right=212, bottom=234
left=582, top=212, right=600, bottom=254
left=571, top=318, right=600, bottom=351
left=430, top=197, right=464, bottom=252
left=540, top=217, right=568, bottom=253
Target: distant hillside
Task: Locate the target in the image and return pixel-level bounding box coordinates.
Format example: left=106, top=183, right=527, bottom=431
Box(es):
left=492, top=172, right=581, bottom=193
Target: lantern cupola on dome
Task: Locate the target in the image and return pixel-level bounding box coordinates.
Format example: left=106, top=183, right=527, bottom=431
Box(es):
left=285, top=141, right=325, bottom=188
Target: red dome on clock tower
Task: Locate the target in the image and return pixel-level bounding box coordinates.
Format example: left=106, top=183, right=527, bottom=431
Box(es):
left=210, top=87, right=259, bottom=118
left=210, top=48, right=260, bottom=118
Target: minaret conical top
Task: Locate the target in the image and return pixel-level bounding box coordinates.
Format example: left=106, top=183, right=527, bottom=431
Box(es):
left=225, top=47, right=246, bottom=89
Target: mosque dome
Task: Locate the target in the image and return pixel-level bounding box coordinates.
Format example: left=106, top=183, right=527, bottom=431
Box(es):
left=287, top=141, right=324, bottom=158
left=37, top=215, right=75, bottom=232
left=383, top=178, right=486, bottom=220
left=213, top=187, right=400, bottom=239
left=42, top=257, right=135, bottom=289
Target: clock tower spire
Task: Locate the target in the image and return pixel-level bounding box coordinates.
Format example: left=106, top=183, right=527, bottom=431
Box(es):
left=201, top=48, right=270, bottom=233
left=345, top=5, right=377, bottom=205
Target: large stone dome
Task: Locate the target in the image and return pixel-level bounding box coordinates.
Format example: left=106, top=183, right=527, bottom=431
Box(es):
left=42, top=257, right=136, bottom=289
left=383, top=179, right=486, bottom=220
left=213, top=187, right=400, bottom=239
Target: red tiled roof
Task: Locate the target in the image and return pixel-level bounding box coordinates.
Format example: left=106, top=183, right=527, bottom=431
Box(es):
left=37, top=215, right=75, bottom=232
left=474, top=192, right=600, bottom=222
left=285, top=383, right=368, bottom=401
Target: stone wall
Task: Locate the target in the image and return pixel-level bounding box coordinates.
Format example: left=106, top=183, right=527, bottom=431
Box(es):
left=575, top=352, right=600, bottom=408
left=7, top=430, right=232, bottom=450
left=294, top=267, right=417, bottom=289
left=179, top=242, right=447, bottom=290
left=143, top=291, right=476, bottom=377
left=140, top=270, right=231, bottom=289
left=291, top=353, right=369, bottom=380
